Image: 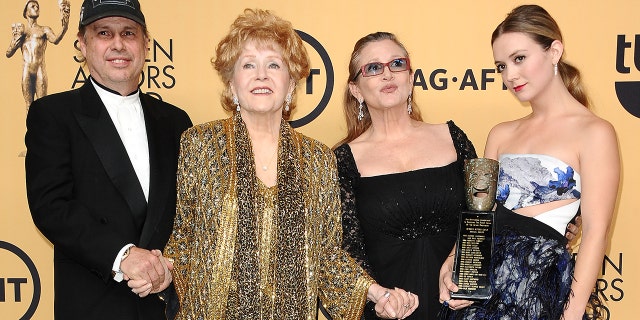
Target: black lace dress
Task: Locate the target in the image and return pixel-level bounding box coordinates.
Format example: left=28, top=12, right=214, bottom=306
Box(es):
left=334, top=121, right=477, bottom=319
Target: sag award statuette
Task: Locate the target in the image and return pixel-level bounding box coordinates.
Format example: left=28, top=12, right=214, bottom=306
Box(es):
left=451, top=158, right=499, bottom=300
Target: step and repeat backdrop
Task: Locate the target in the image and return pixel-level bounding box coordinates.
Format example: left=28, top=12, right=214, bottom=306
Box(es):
left=1, top=0, right=637, bottom=318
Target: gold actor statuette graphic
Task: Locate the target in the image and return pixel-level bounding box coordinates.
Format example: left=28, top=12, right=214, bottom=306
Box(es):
left=6, top=0, right=70, bottom=111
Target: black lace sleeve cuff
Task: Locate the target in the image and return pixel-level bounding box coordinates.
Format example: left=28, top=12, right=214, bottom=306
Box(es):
left=447, top=120, right=478, bottom=160
left=334, top=144, right=375, bottom=277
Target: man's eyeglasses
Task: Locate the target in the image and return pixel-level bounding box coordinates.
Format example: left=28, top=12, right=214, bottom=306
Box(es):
left=352, top=58, right=411, bottom=81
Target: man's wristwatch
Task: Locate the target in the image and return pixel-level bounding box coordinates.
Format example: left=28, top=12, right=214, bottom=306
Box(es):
left=122, top=246, right=131, bottom=260
left=112, top=246, right=132, bottom=282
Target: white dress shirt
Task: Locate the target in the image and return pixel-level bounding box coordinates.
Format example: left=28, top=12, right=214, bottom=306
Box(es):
left=91, top=79, right=149, bottom=281
left=92, top=79, right=150, bottom=201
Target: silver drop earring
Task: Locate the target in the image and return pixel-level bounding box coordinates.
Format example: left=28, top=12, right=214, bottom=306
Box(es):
left=284, top=94, right=292, bottom=112
left=554, top=63, right=558, bottom=76
left=407, top=92, right=413, bottom=115
left=233, top=95, right=240, bottom=112
left=357, top=99, right=365, bottom=121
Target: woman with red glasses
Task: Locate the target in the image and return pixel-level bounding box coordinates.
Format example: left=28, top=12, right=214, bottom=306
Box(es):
left=333, top=31, right=477, bottom=319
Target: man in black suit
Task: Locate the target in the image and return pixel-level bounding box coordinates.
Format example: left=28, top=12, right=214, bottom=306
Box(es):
left=25, top=0, right=192, bottom=318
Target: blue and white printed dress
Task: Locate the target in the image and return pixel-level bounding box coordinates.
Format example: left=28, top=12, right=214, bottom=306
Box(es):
left=447, top=154, right=602, bottom=320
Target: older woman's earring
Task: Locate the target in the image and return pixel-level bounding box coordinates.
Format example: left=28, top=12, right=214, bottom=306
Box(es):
left=357, top=99, right=365, bottom=121
left=233, top=96, right=240, bottom=112
left=554, top=63, right=558, bottom=76
left=284, top=94, right=292, bottom=112
left=407, top=92, right=413, bottom=115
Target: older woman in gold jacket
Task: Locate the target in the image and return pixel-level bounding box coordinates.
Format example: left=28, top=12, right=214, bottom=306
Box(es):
left=161, top=9, right=418, bottom=320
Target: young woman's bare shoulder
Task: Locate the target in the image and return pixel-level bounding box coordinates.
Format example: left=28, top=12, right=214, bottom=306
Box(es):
left=581, top=114, right=617, bottom=143
left=488, top=118, right=521, bottom=139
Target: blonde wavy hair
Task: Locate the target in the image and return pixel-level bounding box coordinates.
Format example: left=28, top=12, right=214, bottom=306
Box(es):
left=212, top=9, right=310, bottom=120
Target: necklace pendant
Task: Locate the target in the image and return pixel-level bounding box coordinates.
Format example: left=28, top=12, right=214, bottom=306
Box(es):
left=262, top=165, right=268, bottom=171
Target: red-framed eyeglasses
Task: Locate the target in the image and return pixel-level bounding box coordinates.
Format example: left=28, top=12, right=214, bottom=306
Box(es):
left=352, top=58, right=411, bottom=81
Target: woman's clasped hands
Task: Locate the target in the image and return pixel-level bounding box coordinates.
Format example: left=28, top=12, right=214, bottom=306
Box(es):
left=369, top=284, right=419, bottom=319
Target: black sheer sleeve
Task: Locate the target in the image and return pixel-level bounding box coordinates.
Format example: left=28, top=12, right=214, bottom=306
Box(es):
left=333, top=144, right=374, bottom=277
left=447, top=120, right=478, bottom=160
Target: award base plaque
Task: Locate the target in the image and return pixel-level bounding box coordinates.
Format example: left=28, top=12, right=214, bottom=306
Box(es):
left=451, top=210, right=494, bottom=300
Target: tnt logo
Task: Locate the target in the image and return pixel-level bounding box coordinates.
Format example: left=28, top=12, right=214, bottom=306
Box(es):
left=615, top=34, right=640, bottom=118
left=0, top=241, right=40, bottom=319
left=290, top=30, right=334, bottom=128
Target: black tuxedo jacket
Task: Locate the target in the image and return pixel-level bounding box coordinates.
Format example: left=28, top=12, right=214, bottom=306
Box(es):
left=25, top=82, right=192, bottom=319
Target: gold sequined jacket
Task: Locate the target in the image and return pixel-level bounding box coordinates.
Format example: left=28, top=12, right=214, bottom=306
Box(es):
left=165, top=116, right=373, bottom=320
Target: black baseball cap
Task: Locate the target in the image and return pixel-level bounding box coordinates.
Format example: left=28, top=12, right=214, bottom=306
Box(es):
left=79, top=0, right=145, bottom=27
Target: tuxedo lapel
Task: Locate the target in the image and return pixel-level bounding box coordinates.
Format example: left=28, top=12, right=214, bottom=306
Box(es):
left=139, top=94, right=173, bottom=246
left=74, top=83, right=148, bottom=231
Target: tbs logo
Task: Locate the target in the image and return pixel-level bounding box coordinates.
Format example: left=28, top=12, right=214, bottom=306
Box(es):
left=615, top=34, right=640, bottom=118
